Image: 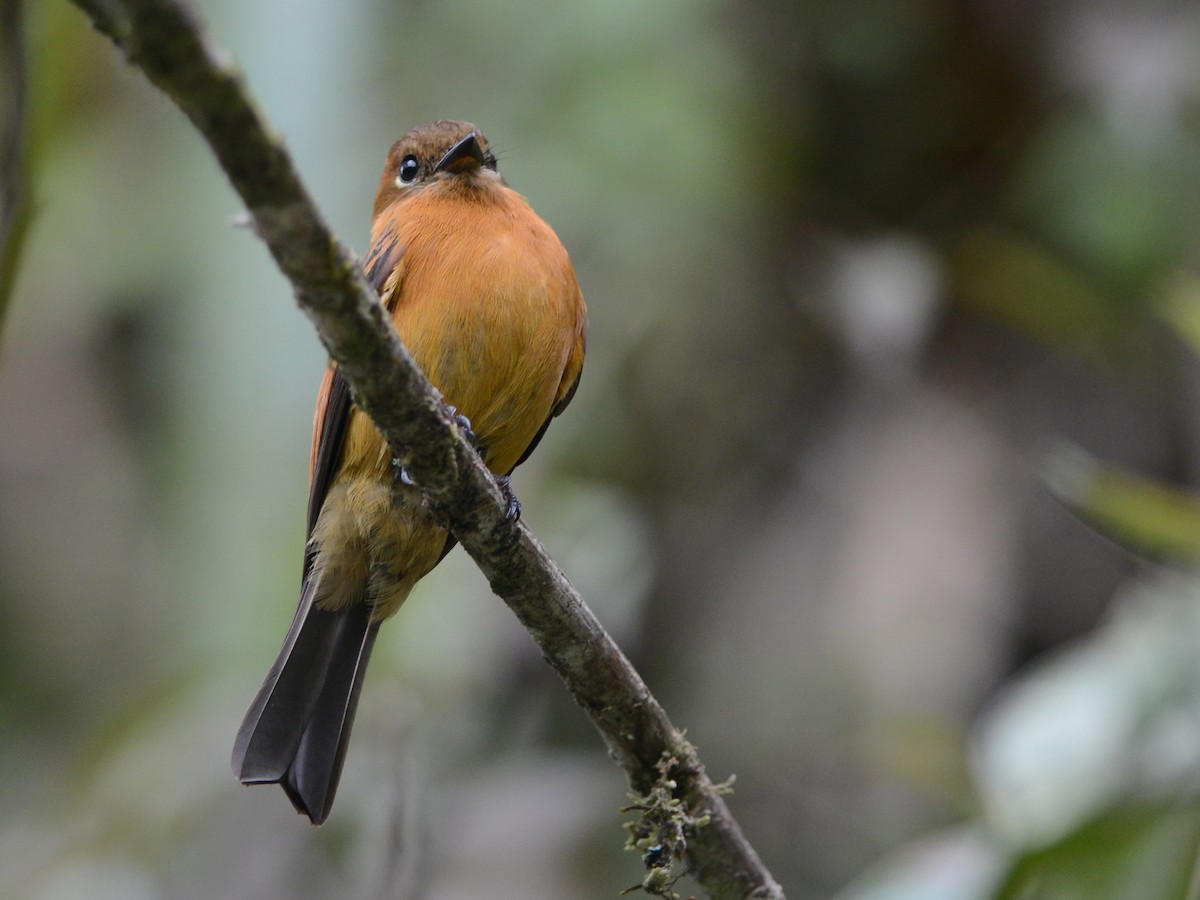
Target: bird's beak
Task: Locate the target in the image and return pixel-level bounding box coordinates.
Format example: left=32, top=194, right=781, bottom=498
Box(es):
left=435, top=132, right=486, bottom=174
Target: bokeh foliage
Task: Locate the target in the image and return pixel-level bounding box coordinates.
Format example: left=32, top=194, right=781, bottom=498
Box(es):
left=5, top=1, right=1200, bottom=898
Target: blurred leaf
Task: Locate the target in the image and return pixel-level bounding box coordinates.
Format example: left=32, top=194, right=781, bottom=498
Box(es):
left=852, top=575, right=1200, bottom=899
left=970, top=575, right=1200, bottom=849
left=1157, top=271, right=1200, bottom=360
left=1043, top=444, right=1200, bottom=561
left=950, top=228, right=1141, bottom=366
left=0, top=0, right=30, bottom=333
left=1006, top=110, right=1200, bottom=296
left=995, top=800, right=1200, bottom=900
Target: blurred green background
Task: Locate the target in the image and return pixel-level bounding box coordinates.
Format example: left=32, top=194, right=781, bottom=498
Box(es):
left=6, top=0, right=1200, bottom=897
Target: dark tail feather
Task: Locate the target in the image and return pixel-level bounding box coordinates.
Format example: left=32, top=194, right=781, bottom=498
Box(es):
left=281, top=607, right=380, bottom=823
left=232, top=582, right=381, bottom=824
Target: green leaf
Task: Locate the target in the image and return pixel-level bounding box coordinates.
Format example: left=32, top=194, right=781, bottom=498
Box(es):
left=1043, top=445, right=1200, bottom=561
left=1157, top=271, right=1200, bottom=360
left=949, top=228, right=1134, bottom=364
left=995, top=800, right=1200, bottom=900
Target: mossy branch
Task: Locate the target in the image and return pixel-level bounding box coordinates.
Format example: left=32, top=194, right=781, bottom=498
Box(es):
left=67, top=0, right=785, bottom=896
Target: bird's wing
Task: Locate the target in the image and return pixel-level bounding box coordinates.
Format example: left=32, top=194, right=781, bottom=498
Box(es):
left=306, top=232, right=406, bottom=539
left=509, top=291, right=586, bottom=473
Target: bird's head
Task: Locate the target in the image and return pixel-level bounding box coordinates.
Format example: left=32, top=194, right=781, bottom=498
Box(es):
left=373, top=119, right=501, bottom=217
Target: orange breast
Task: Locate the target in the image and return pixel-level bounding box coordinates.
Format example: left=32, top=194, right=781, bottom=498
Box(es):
left=340, top=184, right=585, bottom=480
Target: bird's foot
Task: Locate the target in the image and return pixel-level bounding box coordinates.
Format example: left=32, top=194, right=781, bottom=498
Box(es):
left=390, top=407, right=480, bottom=489
left=447, top=406, right=480, bottom=453
left=394, top=407, right=515, bottom=523
left=494, top=474, right=521, bottom=523
left=390, top=456, right=415, bottom=487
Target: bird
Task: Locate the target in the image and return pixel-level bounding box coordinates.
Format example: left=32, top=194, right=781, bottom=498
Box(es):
left=231, top=120, right=586, bottom=825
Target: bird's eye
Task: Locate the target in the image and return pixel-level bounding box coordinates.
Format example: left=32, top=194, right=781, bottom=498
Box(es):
left=397, top=155, right=420, bottom=184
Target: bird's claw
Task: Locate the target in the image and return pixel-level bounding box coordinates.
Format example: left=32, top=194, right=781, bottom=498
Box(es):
left=391, top=407, right=479, bottom=490
left=395, top=408, right=515, bottom=522
left=391, top=457, right=415, bottom=486
left=447, top=405, right=480, bottom=453
left=495, top=474, right=521, bottom=523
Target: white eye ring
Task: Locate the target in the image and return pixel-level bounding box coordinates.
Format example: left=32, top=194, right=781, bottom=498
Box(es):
left=395, top=154, right=420, bottom=187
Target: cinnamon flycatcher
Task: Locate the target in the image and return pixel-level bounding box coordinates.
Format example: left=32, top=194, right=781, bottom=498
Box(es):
left=232, top=120, right=586, bottom=824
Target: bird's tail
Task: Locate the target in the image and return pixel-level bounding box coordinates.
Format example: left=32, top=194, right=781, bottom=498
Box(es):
left=232, top=580, right=380, bottom=825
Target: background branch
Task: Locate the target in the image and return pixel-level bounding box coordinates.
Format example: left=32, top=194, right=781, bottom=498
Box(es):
left=67, top=0, right=784, bottom=896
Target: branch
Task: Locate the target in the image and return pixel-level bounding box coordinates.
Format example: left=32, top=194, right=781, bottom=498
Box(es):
left=68, top=1, right=785, bottom=896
